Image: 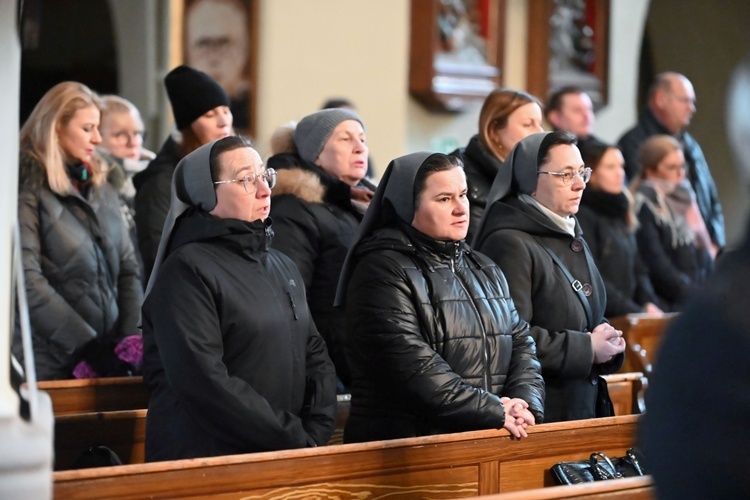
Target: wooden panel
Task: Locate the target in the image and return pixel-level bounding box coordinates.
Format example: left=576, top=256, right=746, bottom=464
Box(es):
left=498, top=419, right=635, bottom=491
left=54, top=410, right=147, bottom=470
left=471, top=475, right=653, bottom=499
left=53, top=415, right=639, bottom=499
left=38, top=376, right=149, bottom=415
left=190, top=467, right=478, bottom=500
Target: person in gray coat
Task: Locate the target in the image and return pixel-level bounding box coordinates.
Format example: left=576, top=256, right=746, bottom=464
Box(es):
left=474, top=131, right=625, bottom=422
left=15, top=82, right=143, bottom=380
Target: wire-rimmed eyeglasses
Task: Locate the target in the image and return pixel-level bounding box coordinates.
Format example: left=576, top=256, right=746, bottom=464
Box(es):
left=536, top=167, right=592, bottom=185
left=213, top=168, right=277, bottom=194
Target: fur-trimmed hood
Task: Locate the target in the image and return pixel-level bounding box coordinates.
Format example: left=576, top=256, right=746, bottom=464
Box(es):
left=273, top=164, right=326, bottom=204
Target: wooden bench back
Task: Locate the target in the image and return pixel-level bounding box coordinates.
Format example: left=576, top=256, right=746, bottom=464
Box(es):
left=38, top=377, right=149, bottom=415
left=53, top=415, right=639, bottom=499
left=609, top=313, right=677, bottom=374
left=54, top=393, right=352, bottom=470
left=470, top=475, right=653, bottom=499
left=602, top=372, right=645, bottom=415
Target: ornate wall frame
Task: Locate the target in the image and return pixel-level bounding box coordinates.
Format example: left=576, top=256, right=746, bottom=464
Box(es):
left=409, top=0, right=506, bottom=112
left=527, top=0, right=610, bottom=108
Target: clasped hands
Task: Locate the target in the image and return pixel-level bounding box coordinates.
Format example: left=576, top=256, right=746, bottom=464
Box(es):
left=589, top=323, right=626, bottom=364
left=500, top=397, right=535, bottom=439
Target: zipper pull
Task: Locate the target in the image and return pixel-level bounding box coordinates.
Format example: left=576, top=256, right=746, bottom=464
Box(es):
left=287, top=292, right=298, bottom=320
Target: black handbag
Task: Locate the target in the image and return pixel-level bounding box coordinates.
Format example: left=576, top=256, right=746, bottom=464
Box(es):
left=551, top=448, right=646, bottom=485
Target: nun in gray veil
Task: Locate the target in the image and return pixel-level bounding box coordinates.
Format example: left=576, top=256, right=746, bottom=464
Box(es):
left=335, top=151, right=544, bottom=444
left=141, top=136, right=336, bottom=462
left=473, top=130, right=625, bottom=423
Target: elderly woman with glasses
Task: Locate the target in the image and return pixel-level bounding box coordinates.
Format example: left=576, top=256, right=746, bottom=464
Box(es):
left=473, top=131, right=625, bottom=422
left=141, top=135, right=336, bottom=461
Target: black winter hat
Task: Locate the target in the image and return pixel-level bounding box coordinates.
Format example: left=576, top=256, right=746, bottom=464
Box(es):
left=164, top=65, right=230, bottom=130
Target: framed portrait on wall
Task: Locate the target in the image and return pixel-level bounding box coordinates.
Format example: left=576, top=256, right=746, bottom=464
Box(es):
left=527, top=0, right=610, bottom=109
left=410, top=0, right=506, bottom=112
left=182, top=0, right=258, bottom=137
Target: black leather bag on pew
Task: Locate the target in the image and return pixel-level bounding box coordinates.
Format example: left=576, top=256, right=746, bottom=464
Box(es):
left=550, top=448, right=646, bottom=485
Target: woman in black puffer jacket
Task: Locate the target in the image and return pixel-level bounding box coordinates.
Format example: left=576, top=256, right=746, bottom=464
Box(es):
left=336, top=152, right=544, bottom=443
left=15, top=82, right=142, bottom=380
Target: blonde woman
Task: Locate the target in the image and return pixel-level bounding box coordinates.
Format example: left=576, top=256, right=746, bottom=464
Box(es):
left=15, top=81, right=143, bottom=380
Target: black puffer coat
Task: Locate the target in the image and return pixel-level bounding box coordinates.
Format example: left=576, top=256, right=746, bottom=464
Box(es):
left=142, top=211, right=337, bottom=461
left=451, top=135, right=505, bottom=242
left=268, top=153, right=373, bottom=388
left=15, top=153, right=142, bottom=380
left=577, top=189, right=659, bottom=317
left=475, top=197, right=623, bottom=422
left=343, top=224, right=544, bottom=443
left=133, top=137, right=184, bottom=282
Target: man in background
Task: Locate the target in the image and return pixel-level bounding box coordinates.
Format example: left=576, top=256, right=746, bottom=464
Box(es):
left=545, top=86, right=601, bottom=148
left=618, top=72, right=724, bottom=249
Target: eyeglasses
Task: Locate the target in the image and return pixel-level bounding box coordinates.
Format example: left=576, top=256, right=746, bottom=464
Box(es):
left=537, top=167, right=592, bottom=185
left=213, top=168, right=277, bottom=194
left=109, top=130, right=146, bottom=144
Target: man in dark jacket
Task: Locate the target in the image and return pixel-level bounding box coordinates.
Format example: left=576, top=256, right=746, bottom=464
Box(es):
left=618, top=72, right=724, bottom=249
left=142, top=136, right=337, bottom=461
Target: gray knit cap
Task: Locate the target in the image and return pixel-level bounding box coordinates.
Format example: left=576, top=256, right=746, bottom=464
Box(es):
left=293, top=108, right=364, bottom=164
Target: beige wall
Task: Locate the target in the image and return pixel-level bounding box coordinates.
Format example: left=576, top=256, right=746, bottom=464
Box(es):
left=244, top=1, right=652, bottom=177
left=644, top=0, right=750, bottom=247
left=255, top=0, right=410, bottom=174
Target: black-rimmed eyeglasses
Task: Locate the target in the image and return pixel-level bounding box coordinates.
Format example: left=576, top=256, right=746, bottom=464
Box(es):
left=213, top=168, right=277, bottom=194
left=536, top=167, right=592, bottom=185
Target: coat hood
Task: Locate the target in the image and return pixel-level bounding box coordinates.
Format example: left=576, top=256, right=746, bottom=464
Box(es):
left=168, top=209, right=273, bottom=259
left=476, top=196, right=582, bottom=248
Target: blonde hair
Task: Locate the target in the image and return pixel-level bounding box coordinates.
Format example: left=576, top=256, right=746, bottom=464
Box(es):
left=20, top=81, right=106, bottom=196
left=629, top=134, right=682, bottom=194
left=100, top=94, right=143, bottom=126
left=478, top=88, right=542, bottom=161
left=638, top=135, right=682, bottom=173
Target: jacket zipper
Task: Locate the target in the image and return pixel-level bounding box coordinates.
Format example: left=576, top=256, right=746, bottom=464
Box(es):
left=451, top=243, right=491, bottom=392
left=287, top=292, right=298, bottom=320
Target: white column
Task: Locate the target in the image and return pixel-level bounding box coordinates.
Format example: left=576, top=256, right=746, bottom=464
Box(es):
left=0, top=0, right=21, bottom=417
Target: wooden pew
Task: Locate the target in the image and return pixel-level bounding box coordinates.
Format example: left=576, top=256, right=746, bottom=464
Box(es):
left=53, top=415, right=639, bottom=499
left=53, top=382, right=639, bottom=472
left=609, top=313, right=677, bottom=375
left=38, top=376, right=149, bottom=415
left=602, top=372, right=645, bottom=415
left=468, top=475, right=654, bottom=499
left=54, top=393, right=352, bottom=470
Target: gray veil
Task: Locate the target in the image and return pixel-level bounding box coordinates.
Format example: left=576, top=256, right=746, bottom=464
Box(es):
left=333, top=151, right=433, bottom=307
left=472, top=131, right=551, bottom=245
left=144, top=140, right=219, bottom=297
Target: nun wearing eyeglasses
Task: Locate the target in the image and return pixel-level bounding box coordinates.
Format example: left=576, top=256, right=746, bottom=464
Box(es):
left=141, top=135, right=337, bottom=461
left=336, top=152, right=544, bottom=443
left=473, top=131, right=625, bottom=423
